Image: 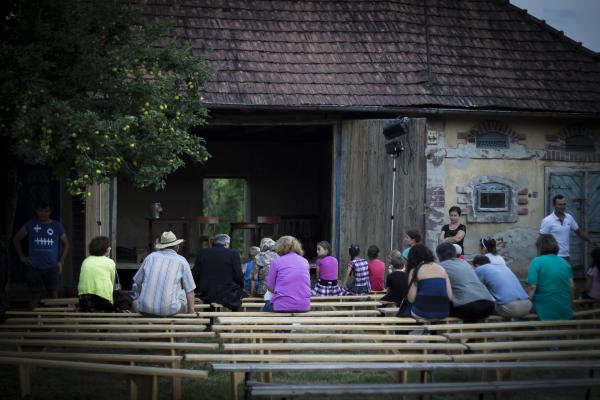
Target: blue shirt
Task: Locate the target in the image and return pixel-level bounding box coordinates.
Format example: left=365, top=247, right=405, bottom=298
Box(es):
left=133, top=249, right=196, bottom=316
left=26, top=219, right=65, bottom=269
left=244, top=260, right=257, bottom=290
left=475, top=263, right=529, bottom=305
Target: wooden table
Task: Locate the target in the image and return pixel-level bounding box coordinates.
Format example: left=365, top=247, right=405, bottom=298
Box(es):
left=229, top=222, right=269, bottom=245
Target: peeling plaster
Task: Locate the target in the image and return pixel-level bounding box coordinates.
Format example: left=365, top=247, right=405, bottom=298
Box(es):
left=490, top=227, right=538, bottom=278
left=447, top=143, right=544, bottom=160
left=517, top=175, right=529, bottom=187
left=450, top=157, right=471, bottom=170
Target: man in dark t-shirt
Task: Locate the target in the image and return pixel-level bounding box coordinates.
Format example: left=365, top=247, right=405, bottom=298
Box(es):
left=13, top=201, right=69, bottom=308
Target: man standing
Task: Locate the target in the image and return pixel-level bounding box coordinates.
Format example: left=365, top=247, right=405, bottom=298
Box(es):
left=193, top=233, right=244, bottom=311
left=133, top=231, right=195, bottom=316
left=13, top=201, right=69, bottom=308
left=540, top=195, right=597, bottom=261
left=436, top=242, right=495, bottom=322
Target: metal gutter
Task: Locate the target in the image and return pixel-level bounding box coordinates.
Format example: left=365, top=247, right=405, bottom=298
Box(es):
left=205, top=103, right=600, bottom=120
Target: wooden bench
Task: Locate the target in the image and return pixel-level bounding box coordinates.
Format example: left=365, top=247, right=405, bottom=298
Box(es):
left=212, top=361, right=600, bottom=399
left=241, top=301, right=383, bottom=311
left=1, top=311, right=214, bottom=400
left=198, top=310, right=381, bottom=317
left=0, top=354, right=208, bottom=400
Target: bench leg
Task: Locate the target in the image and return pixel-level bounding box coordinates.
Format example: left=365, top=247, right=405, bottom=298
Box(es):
left=19, top=365, right=31, bottom=398
left=171, top=360, right=182, bottom=400
left=130, top=375, right=158, bottom=400
left=231, top=371, right=244, bottom=400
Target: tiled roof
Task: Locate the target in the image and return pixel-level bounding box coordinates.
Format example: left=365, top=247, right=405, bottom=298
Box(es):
left=144, top=0, right=600, bottom=114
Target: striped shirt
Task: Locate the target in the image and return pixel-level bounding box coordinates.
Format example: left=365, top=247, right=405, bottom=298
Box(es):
left=133, top=249, right=195, bottom=316
left=349, top=258, right=371, bottom=290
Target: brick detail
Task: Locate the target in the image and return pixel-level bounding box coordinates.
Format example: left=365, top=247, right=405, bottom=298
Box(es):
left=543, top=124, right=600, bottom=161
left=427, top=186, right=445, bottom=209
left=518, top=208, right=529, bottom=215
left=467, top=120, right=521, bottom=144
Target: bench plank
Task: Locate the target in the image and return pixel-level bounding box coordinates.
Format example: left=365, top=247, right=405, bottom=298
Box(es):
left=249, top=379, right=600, bottom=397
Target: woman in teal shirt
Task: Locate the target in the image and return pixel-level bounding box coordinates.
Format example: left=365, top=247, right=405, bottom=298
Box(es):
left=526, top=234, right=573, bottom=320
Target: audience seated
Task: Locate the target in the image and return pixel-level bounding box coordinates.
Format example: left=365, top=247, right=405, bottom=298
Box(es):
left=472, top=255, right=532, bottom=319
left=193, top=233, right=244, bottom=311
left=583, top=247, right=600, bottom=300
left=243, top=246, right=260, bottom=293
left=380, top=254, right=408, bottom=306
left=526, top=234, right=573, bottom=320
left=312, top=241, right=346, bottom=296
left=436, top=242, right=495, bottom=323
left=134, top=231, right=196, bottom=316
left=265, top=236, right=311, bottom=312
left=401, top=229, right=421, bottom=259
left=250, top=238, right=279, bottom=306
left=342, top=244, right=371, bottom=294
left=479, top=237, right=507, bottom=266
left=367, top=245, right=385, bottom=291
left=78, top=236, right=116, bottom=312
left=406, top=244, right=452, bottom=321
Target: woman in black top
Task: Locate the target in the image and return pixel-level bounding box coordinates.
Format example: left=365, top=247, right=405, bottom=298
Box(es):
left=438, top=206, right=466, bottom=254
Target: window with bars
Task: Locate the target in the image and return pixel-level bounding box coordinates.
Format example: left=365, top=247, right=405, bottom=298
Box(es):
left=476, top=131, right=509, bottom=149
left=565, top=135, right=594, bottom=152
left=475, top=182, right=510, bottom=212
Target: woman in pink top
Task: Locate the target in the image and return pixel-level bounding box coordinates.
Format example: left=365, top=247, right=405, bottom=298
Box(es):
left=265, top=236, right=311, bottom=312
left=312, top=241, right=346, bottom=296
left=367, top=245, right=385, bottom=291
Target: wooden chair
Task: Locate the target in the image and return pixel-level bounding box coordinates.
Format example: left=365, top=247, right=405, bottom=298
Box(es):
left=257, top=216, right=281, bottom=239
left=196, top=216, right=219, bottom=248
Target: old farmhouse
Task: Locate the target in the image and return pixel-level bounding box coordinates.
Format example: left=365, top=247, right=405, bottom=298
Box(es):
left=10, top=0, right=600, bottom=294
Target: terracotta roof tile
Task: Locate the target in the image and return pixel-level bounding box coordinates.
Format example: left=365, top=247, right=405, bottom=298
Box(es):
left=143, top=0, right=600, bottom=113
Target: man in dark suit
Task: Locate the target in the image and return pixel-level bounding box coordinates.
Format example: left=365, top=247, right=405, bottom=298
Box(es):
left=193, top=233, right=244, bottom=311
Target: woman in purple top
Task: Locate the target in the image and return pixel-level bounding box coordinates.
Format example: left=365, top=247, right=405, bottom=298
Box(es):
left=266, top=236, right=311, bottom=312
left=312, top=241, right=346, bottom=296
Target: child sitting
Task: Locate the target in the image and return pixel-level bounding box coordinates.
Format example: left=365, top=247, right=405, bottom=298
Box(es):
left=342, top=244, right=371, bottom=294
left=312, top=241, right=346, bottom=296
left=367, top=245, right=385, bottom=291
left=381, top=255, right=408, bottom=306
left=243, top=246, right=260, bottom=293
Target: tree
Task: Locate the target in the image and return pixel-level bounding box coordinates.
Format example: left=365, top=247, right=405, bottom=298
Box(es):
left=0, top=0, right=212, bottom=296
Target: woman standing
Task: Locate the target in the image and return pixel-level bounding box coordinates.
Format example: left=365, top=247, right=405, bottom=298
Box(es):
left=438, top=206, right=466, bottom=255
left=266, top=236, right=311, bottom=312
left=78, top=236, right=116, bottom=312
left=526, top=234, right=573, bottom=320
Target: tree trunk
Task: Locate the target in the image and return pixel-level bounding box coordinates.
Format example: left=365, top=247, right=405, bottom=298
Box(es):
left=0, top=148, right=18, bottom=299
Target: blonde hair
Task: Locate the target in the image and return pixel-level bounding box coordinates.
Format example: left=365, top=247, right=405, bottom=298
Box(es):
left=275, top=235, right=304, bottom=256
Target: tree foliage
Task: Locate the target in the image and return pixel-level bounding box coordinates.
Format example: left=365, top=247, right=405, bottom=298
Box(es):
left=0, top=0, right=212, bottom=197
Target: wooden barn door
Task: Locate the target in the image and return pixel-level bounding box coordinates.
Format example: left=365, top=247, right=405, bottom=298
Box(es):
left=333, top=118, right=426, bottom=268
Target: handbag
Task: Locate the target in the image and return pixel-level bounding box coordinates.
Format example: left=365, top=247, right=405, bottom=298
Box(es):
left=112, top=271, right=132, bottom=312
left=396, top=297, right=412, bottom=317
left=395, top=262, right=424, bottom=318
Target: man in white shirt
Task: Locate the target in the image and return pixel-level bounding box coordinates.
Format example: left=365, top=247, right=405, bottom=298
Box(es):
left=539, top=195, right=597, bottom=261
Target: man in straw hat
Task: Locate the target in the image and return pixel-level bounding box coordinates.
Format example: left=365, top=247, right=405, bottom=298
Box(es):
left=132, top=231, right=196, bottom=316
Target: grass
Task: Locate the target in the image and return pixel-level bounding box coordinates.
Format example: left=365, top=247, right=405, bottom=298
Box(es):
left=1, top=337, right=599, bottom=399
left=2, top=361, right=599, bottom=400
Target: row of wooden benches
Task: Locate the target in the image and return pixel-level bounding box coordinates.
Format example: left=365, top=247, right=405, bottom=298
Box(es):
left=3, top=307, right=600, bottom=399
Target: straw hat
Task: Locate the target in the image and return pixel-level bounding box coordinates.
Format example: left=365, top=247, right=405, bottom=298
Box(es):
left=155, top=231, right=185, bottom=249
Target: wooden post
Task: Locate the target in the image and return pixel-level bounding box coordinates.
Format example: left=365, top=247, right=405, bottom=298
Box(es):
left=129, top=375, right=157, bottom=400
